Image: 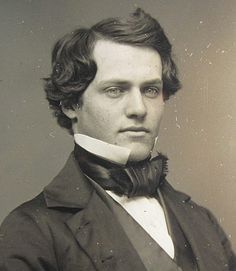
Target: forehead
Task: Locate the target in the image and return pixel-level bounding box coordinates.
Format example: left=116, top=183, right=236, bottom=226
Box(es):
left=92, top=40, right=162, bottom=83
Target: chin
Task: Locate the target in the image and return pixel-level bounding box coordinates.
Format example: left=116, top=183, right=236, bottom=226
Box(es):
left=128, top=146, right=151, bottom=162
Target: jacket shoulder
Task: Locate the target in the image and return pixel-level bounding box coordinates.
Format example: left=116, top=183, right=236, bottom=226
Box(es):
left=0, top=193, right=60, bottom=270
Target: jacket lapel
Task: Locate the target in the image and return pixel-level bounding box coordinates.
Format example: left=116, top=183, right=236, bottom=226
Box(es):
left=161, top=181, right=229, bottom=271
left=43, top=153, right=147, bottom=271
left=66, top=189, right=148, bottom=271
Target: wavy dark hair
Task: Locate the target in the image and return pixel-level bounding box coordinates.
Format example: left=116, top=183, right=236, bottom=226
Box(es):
left=44, top=8, right=181, bottom=133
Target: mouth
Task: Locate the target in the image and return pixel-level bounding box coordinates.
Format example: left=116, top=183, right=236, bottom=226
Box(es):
left=119, top=127, right=150, bottom=136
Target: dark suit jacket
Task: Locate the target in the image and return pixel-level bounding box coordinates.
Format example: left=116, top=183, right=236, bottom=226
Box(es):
left=0, top=153, right=235, bottom=271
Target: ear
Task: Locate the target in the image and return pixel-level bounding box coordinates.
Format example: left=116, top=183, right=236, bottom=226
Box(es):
left=61, top=106, right=78, bottom=120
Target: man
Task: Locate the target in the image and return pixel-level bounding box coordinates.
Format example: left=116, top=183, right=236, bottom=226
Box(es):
left=0, top=8, right=235, bottom=271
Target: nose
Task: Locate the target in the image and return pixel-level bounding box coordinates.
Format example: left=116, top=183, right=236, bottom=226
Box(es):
left=125, top=88, right=147, bottom=119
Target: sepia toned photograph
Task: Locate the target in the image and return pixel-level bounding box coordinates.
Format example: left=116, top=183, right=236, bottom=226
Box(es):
left=0, top=1, right=236, bottom=270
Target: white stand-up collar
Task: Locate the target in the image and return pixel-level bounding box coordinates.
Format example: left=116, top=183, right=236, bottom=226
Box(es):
left=74, top=134, right=131, bottom=165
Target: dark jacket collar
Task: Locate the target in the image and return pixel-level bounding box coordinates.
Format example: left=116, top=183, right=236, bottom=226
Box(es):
left=43, top=152, right=94, bottom=209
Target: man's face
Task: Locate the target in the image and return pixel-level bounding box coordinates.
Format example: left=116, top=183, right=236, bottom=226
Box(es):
left=71, top=40, right=164, bottom=162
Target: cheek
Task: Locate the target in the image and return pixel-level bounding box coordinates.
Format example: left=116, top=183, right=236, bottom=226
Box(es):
left=84, top=96, right=122, bottom=124
left=91, top=107, right=111, bottom=124
left=148, top=104, right=164, bottom=127
left=81, top=102, right=115, bottom=132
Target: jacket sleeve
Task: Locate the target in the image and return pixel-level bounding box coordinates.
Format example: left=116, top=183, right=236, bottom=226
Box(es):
left=206, top=208, right=236, bottom=271
left=0, top=209, right=58, bottom=271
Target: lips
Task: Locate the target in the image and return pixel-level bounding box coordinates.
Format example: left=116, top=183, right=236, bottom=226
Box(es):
left=119, top=126, right=149, bottom=133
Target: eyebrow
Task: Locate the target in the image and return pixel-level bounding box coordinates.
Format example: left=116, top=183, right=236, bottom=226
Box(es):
left=98, top=80, right=130, bottom=87
left=98, top=78, right=163, bottom=87
left=141, top=79, right=163, bottom=87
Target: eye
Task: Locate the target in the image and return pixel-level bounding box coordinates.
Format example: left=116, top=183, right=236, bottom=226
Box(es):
left=104, top=87, right=124, bottom=98
left=143, top=86, right=161, bottom=98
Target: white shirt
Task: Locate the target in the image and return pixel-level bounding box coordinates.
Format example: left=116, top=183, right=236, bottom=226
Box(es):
left=74, top=133, right=175, bottom=259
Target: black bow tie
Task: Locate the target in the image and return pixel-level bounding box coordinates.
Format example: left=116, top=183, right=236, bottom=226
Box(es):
left=74, top=145, right=168, bottom=197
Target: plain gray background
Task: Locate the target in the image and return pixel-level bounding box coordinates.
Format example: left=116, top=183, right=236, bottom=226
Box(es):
left=1, top=0, right=236, bottom=250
